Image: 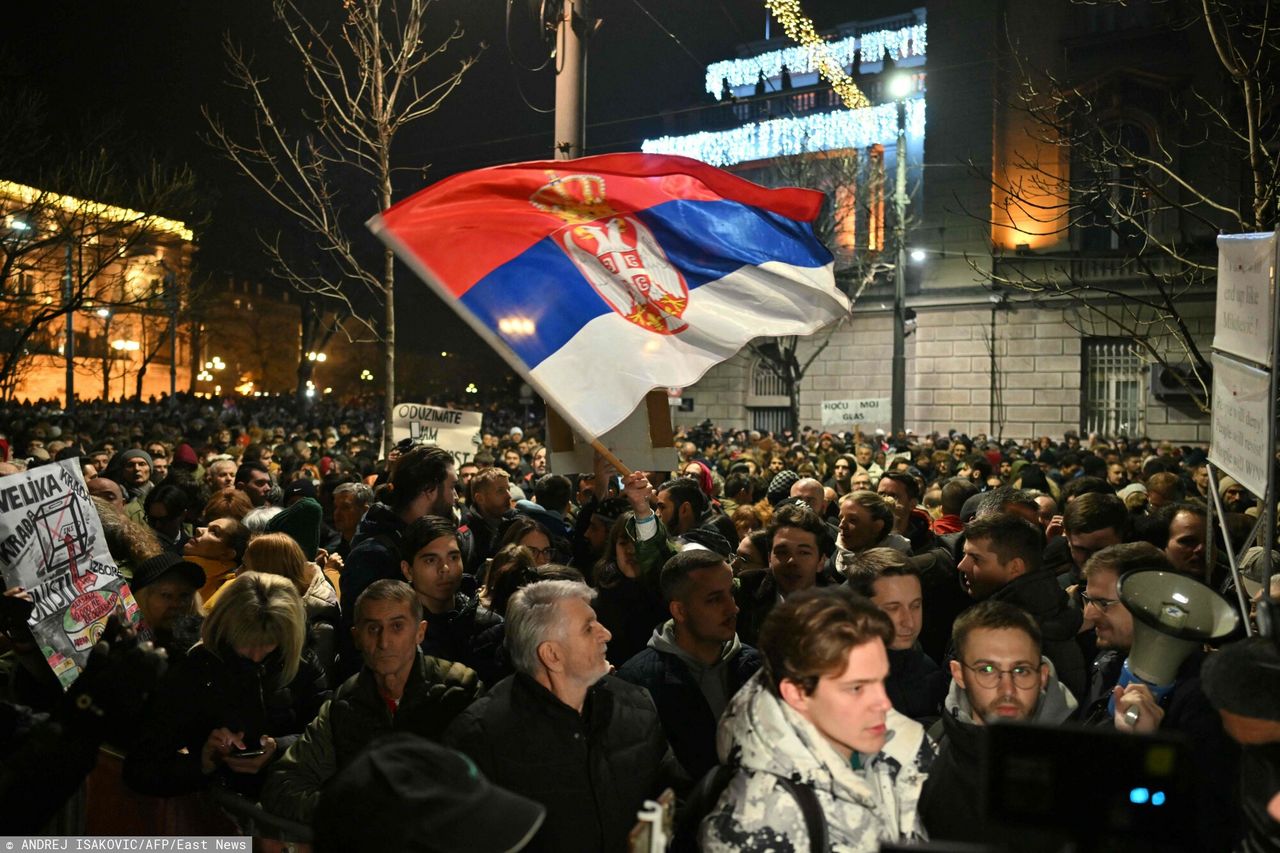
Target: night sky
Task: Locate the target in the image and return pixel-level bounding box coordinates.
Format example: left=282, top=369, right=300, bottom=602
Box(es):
left=1, top=0, right=914, bottom=384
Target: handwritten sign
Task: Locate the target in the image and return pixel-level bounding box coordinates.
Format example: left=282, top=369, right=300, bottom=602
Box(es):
left=1215, top=233, right=1277, bottom=367
left=0, top=460, right=141, bottom=690
left=390, top=403, right=483, bottom=467
left=1209, top=352, right=1271, bottom=498
left=821, top=398, right=890, bottom=427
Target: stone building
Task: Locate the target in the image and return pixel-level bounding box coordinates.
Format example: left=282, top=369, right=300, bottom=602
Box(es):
left=644, top=1, right=1224, bottom=443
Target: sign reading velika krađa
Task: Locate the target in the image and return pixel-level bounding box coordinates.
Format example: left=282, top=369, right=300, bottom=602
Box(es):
left=0, top=460, right=141, bottom=690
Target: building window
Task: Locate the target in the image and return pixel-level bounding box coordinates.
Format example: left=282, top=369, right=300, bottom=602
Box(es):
left=751, top=360, right=787, bottom=397
left=1082, top=338, right=1145, bottom=437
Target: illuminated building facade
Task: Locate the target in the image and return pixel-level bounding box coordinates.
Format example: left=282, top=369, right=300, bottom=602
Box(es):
left=659, top=1, right=1220, bottom=442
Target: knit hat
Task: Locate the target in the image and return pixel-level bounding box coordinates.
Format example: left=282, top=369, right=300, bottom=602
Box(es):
left=313, top=733, right=546, bottom=853
left=172, top=443, right=199, bottom=468
left=1218, top=476, right=1241, bottom=498
left=119, top=448, right=153, bottom=468
left=266, top=497, right=322, bottom=561
left=1201, top=637, right=1280, bottom=724
left=131, top=552, right=205, bottom=593
left=766, top=469, right=800, bottom=506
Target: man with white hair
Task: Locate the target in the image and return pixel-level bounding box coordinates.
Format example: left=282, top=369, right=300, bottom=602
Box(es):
left=445, top=580, right=683, bottom=853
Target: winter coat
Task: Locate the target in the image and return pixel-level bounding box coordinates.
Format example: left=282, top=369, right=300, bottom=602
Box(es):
left=593, top=564, right=670, bottom=666
left=734, top=569, right=841, bottom=649
left=920, top=658, right=1076, bottom=843
left=123, top=643, right=329, bottom=799
left=337, top=502, right=406, bottom=673
left=988, top=568, right=1086, bottom=702
left=420, top=592, right=507, bottom=685
left=885, top=646, right=948, bottom=723
left=700, top=672, right=934, bottom=852
left=261, top=651, right=480, bottom=823
left=444, top=673, right=685, bottom=853
left=615, top=621, right=762, bottom=777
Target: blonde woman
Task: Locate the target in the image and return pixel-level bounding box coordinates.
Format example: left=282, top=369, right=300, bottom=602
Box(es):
left=242, top=532, right=339, bottom=621
left=124, top=573, right=328, bottom=799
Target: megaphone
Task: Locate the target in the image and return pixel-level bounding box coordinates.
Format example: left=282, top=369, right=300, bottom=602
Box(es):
left=1109, top=570, right=1240, bottom=714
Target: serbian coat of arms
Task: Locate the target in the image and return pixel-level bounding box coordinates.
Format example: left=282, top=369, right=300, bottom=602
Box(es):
left=531, top=171, right=690, bottom=335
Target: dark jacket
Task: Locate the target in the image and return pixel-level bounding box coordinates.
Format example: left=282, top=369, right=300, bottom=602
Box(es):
left=918, top=702, right=986, bottom=843
left=904, top=508, right=937, bottom=554
left=884, top=646, right=948, bottom=723
left=261, top=651, right=481, bottom=823
left=733, top=569, right=839, bottom=648
left=338, top=502, right=407, bottom=672
left=457, top=506, right=511, bottom=576
left=615, top=633, right=761, bottom=777
left=1077, top=650, right=1240, bottom=852
left=421, top=592, right=507, bottom=685
left=988, top=569, right=1086, bottom=702
left=123, top=643, right=329, bottom=798
left=444, top=673, right=684, bottom=853
left=593, top=564, right=670, bottom=667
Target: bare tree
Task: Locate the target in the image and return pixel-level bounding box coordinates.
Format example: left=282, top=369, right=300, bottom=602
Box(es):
left=742, top=144, right=898, bottom=431
left=967, top=0, right=1278, bottom=413
left=205, top=0, right=479, bottom=453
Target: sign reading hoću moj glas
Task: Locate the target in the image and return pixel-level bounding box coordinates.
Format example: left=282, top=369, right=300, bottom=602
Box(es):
left=821, top=397, right=890, bottom=427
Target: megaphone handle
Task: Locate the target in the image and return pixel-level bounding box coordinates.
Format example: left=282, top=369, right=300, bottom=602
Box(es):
left=1110, top=657, right=1176, bottom=716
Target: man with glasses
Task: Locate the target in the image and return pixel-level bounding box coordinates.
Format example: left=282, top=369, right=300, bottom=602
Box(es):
left=1075, top=542, right=1241, bottom=850
left=919, top=600, right=1077, bottom=844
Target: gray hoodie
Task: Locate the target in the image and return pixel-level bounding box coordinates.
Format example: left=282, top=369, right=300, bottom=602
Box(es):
left=647, top=619, right=740, bottom=720
left=943, top=654, right=1078, bottom=726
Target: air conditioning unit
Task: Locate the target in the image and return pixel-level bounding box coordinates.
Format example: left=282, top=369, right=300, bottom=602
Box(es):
left=1149, top=364, right=1208, bottom=401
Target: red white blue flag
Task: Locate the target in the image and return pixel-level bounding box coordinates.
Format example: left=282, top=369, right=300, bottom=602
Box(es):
left=369, top=153, right=847, bottom=438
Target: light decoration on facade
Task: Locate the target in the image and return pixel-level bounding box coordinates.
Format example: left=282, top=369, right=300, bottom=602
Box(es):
left=704, top=17, right=926, bottom=103
left=642, top=97, right=924, bottom=167
left=0, top=180, right=193, bottom=241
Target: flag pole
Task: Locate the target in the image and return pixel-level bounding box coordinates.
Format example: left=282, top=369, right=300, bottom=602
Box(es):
left=589, top=439, right=632, bottom=478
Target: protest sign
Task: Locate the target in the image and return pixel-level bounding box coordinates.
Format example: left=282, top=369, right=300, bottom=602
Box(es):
left=390, top=403, right=483, bottom=466
left=0, top=460, right=141, bottom=689
left=821, top=397, right=890, bottom=427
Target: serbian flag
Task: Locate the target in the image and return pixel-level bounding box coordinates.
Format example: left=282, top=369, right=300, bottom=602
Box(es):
left=369, top=153, right=847, bottom=438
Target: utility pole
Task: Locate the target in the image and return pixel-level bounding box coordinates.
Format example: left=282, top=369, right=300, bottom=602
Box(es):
left=554, top=0, right=590, bottom=159
left=890, top=95, right=908, bottom=437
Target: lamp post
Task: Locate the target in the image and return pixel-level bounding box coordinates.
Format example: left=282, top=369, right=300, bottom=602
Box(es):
left=889, top=72, right=912, bottom=438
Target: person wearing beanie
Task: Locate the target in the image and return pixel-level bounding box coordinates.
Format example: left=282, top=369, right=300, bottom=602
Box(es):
left=110, top=449, right=154, bottom=524
left=1202, top=638, right=1279, bottom=851
left=765, top=469, right=800, bottom=507
left=267, top=497, right=323, bottom=562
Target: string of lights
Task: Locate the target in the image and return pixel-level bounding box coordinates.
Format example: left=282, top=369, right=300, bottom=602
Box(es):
left=641, top=97, right=925, bottom=167
left=760, top=0, right=871, bottom=110
left=704, top=20, right=926, bottom=99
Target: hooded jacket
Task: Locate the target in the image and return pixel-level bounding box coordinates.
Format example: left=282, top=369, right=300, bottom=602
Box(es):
left=337, top=502, right=407, bottom=673
left=700, top=672, right=933, bottom=852
left=615, top=621, right=761, bottom=777
left=920, top=659, right=1077, bottom=843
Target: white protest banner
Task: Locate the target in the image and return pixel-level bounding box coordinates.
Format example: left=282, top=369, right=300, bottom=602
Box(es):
left=1214, top=232, right=1277, bottom=367
left=0, top=460, right=141, bottom=690
left=1209, top=352, right=1271, bottom=498
left=821, top=398, right=890, bottom=427
left=390, top=402, right=483, bottom=466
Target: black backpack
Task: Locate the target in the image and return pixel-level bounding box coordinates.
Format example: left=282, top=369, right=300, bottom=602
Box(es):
left=675, top=763, right=827, bottom=852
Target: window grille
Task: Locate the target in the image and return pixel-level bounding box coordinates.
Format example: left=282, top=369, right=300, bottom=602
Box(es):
left=1082, top=338, right=1144, bottom=437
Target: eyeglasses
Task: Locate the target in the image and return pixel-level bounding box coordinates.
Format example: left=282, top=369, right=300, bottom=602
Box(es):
left=1080, top=592, right=1120, bottom=611
left=961, top=662, right=1041, bottom=689
left=527, top=546, right=555, bottom=561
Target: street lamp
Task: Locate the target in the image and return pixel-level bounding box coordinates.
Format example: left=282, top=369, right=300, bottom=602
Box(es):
left=889, top=70, right=912, bottom=438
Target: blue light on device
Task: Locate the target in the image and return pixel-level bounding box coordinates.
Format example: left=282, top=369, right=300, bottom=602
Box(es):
left=1129, top=787, right=1150, bottom=804
left=1152, top=791, right=1166, bottom=806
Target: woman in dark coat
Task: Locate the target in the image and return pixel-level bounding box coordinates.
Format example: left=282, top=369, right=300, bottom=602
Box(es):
left=123, top=572, right=328, bottom=799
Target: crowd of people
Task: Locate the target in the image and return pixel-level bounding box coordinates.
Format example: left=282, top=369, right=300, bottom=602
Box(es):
left=0, top=398, right=1277, bottom=852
